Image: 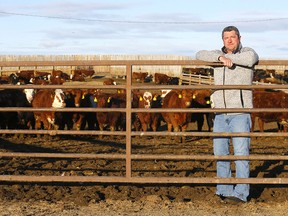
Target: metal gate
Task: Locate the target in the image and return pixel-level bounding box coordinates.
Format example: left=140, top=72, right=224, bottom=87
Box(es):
left=0, top=59, right=287, bottom=185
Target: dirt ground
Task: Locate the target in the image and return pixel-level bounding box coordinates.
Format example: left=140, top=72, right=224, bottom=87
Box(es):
left=0, top=125, right=287, bottom=215
left=0, top=76, right=287, bottom=215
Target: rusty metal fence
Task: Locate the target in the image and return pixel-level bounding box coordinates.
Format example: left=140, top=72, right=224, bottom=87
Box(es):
left=0, top=59, right=287, bottom=185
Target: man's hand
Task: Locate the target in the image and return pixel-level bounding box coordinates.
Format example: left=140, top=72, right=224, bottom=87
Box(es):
left=218, top=56, right=233, bottom=68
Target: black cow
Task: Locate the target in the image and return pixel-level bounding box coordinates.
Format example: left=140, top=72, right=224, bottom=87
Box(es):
left=0, top=89, right=34, bottom=129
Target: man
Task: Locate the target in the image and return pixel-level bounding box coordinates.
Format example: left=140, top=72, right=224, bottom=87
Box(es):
left=196, top=26, right=259, bottom=204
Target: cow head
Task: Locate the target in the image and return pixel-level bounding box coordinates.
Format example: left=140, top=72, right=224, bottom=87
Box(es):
left=52, top=89, right=66, bottom=108
left=192, top=90, right=212, bottom=108
left=69, top=89, right=83, bottom=107
left=179, top=89, right=194, bottom=107
left=23, top=88, right=35, bottom=103
left=141, top=91, right=153, bottom=108
left=161, top=89, right=172, bottom=99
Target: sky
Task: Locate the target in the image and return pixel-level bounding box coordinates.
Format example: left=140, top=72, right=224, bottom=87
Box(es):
left=1, top=0, right=288, bottom=59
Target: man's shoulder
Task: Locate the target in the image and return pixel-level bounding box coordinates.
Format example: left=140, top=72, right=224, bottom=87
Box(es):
left=240, top=46, right=257, bottom=53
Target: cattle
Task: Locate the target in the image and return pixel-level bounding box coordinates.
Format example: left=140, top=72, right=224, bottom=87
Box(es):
left=30, top=77, right=50, bottom=85
left=51, top=69, right=64, bottom=78
left=61, top=72, right=71, bottom=81
left=51, top=70, right=71, bottom=81
left=161, top=89, right=194, bottom=142
left=154, top=73, right=179, bottom=85
left=50, top=76, right=66, bottom=85
left=134, top=91, right=153, bottom=132
left=132, top=72, right=151, bottom=83
left=56, top=89, right=84, bottom=130
left=93, top=91, right=126, bottom=138
left=23, top=88, right=36, bottom=104
left=93, top=92, right=111, bottom=134
left=31, top=89, right=66, bottom=130
left=8, top=74, right=19, bottom=84
left=33, top=71, right=51, bottom=84
left=71, top=74, right=85, bottom=82
left=169, top=77, right=179, bottom=85
left=108, top=92, right=126, bottom=132
left=73, top=69, right=95, bottom=78
left=16, top=70, right=35, bottom=84
left=254, top=69, right=287, bottom=84
left=251, top=89, right=288, bottom=132
left=133, top=91, right=162, bottom=133
left=182, top=67, right=214, bottom=76
left=35, top=71, right=50, bottom=79
left=190, top=89, right=214, bottom=132
left=103, top=78, right=117, bottom=85
left=259, top=71, right=283, bottom=84
left=68, top=90, right=98, bottom=130
left=0, top=89, right=34, bottom=130
left=154, top=73, right=170, bottom=84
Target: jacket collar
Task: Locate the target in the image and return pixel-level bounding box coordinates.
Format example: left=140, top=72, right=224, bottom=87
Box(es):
left=221, top=42, right=242, bottom=54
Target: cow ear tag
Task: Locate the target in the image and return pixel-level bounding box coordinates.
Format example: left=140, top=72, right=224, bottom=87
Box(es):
left=107, top=97, right=111, bottom=103
left=206, top=100, right=210, bottom=105
left=178, top=94, right=182, bottom=98
left=139, top=96, right=143, bottom=101
left=82, top=95, right=85, bottom=99
left=193, top=95, right=196, bottom=99
left=153, top=96, right=157, bottom=101
left=94, top=97, right=98, bottom=102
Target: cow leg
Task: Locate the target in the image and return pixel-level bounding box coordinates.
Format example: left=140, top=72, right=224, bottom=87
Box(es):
left=258, top=118, right=265, bottom=132
left=181, top=124, right=189, bottom=143
left=206, top=113, right=215, bottom=132
left=196, top=114, right=204, bottom=132
left=133, top=119, right=141, bottom=131
left=277, top=123, right=284, bottom=132
left=142, top=123, right=148, bottom=132
left=98, top=124, right=105, bottom=139
left=167, top=123, right=173, bottom=132
left=34, top=114, right=42, bottom=130
left=173, top=125, right=182, bottom=143
left=251, top=115, right=256, bottom=132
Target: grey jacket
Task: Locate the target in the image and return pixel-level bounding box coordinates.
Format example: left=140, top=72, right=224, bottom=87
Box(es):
left=196, top=43, right=259, bottom=109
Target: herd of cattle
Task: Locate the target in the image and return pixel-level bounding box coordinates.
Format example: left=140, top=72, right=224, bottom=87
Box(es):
left=0, top=68, right=287, bottom=140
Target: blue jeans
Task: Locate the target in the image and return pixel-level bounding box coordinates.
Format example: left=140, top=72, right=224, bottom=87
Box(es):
left=213, top=113, right=251, bottom=202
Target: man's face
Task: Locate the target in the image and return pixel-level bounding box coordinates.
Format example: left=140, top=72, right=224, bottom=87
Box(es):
left=222, top=30, right=241, bottom=53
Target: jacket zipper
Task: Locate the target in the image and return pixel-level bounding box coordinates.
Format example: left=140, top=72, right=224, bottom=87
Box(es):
left=223, top=67, right=227, bottom=108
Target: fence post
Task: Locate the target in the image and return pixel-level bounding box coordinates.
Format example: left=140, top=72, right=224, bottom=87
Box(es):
left=125, top=63, right=132, bottom=178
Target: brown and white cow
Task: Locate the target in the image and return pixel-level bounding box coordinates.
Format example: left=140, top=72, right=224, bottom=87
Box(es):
left=71, top=73, right=86, bottom=82
left=31, top=89, right=66, bottom=130
left=56, top=89, right=84, bottom=130
left=73, top=69, right=95, bottom=78
left=133, top=91, right=162, bottom=133
left=103, top=78, right=117, bottom=85
left=16, top=70, right=35, bottom=84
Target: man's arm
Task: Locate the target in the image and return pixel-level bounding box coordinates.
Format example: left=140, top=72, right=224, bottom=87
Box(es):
left=195, top=50, right=222, bottom=62
left=225, top=48, right=259, bottom=67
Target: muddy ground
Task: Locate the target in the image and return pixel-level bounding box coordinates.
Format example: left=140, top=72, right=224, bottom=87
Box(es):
left=0, top=122, right=287, bottom=215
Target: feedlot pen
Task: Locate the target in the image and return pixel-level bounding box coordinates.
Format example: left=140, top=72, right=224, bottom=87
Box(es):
left=0, top=59, right=287, bottom=187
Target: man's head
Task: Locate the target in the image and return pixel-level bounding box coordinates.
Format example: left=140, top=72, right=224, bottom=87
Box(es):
left=221, top=26, right=241, bottom=54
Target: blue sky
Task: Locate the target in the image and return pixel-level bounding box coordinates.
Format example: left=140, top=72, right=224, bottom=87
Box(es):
left=1, top=0, right=288, bottom=59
